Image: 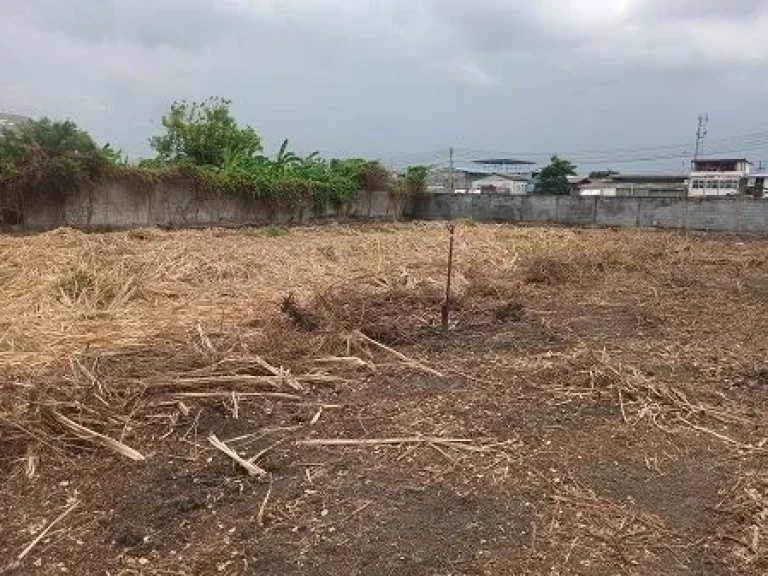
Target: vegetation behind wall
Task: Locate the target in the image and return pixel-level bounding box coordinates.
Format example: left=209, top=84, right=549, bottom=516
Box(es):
left=0, top=97, right=426, bottom=226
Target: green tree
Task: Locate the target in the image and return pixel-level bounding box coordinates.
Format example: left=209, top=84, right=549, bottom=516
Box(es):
left=0, top=117, right=111, bottom=224
left=149, top=97, right=262, bottom=168
left=536, top=155, right=577, bottom=195
left=0, top=118, right=99, bottom=160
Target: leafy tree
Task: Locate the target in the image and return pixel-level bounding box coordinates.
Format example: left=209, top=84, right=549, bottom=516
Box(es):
left=149, top=97, right=263, bottom=168
left=536, top=155, right=577, bottom=195
left=404, top=165, right=428, bottom=194
left=0, top=118, right=107, bottom=199
left=0, top=118, right=99, bottom=160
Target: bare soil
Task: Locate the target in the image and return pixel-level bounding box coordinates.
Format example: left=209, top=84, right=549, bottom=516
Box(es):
left=0, top=223, right=766, bottom=575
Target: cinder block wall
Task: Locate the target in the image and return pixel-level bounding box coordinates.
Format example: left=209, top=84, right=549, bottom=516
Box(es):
left=406, top=194, right=768, bottom=233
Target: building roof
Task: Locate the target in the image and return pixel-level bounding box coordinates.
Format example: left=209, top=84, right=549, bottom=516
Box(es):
left=472, top=158, right=537, bottom=166
left=692, top=158, right=751, bottom=164
left=454, top=164, right=535, bottom=177
left=611, top=173, right=688, bottom=183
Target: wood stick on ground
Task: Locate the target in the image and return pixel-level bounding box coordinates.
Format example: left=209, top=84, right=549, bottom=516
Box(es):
left=208, top=434, right=268, bottom=479
left=350, top=331, right=444, bottom=377
left=16, top=500, right=79, bottom=565
left=296, top=437, right=481, bottom=451
left=257, top=475, right=273, bottom=527
left=172, top=392, right=302, bottom=401
left=173, top=375, right=285, bottom=388
left=313, top=356, right=375, bottom=371
left=254, top=356, right=304, bottom=391
left=49, top=410, right=145, bottom=461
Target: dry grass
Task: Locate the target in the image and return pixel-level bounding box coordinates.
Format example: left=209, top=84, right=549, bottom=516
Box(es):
left=0, top=222, right=766, bottom=575
left=0, top=224, right=763, bottom=444
left=547, top=481, right=676, bottom=567
left=0, top=223, right=659, bottom=375
left=715, top=471, right=768, bottom=567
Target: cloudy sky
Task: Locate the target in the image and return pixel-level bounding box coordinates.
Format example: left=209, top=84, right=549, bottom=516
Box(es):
left=3, top=0, right=768, bottom=170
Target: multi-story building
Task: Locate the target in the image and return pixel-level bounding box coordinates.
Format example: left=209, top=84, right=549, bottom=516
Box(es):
left=688, top=158, right=750, bottom=197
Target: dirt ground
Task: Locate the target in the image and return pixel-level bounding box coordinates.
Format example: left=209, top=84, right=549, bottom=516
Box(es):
left=0, top=223, right=766, bottom=575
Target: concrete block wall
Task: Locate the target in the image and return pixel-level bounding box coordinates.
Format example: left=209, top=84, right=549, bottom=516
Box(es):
left=406, top=193, right=768, bottom=233
left=19, top=183, right=398, bottom=231
left=16, top=185, right=768, bottom=233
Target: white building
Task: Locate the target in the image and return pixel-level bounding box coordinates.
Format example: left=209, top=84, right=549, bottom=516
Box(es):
left=579, top=179, right=617, bottom=196
left=689, top=158, right=750, bottom=197
left=470, top=174, right=528, bottom=195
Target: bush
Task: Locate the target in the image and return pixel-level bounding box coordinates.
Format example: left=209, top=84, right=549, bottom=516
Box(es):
left=1, top=98, right=392, bottom=224
left=0, top=118, right=110, bottom=221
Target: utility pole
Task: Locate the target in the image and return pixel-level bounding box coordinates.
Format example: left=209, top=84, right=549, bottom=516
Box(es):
left=694, top=113, right=709, bottom=160
left=449, top=147, right=455, bottom=192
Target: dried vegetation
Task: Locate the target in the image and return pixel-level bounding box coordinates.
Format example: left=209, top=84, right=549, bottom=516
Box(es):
left=0, top=223, right=766, bottom=575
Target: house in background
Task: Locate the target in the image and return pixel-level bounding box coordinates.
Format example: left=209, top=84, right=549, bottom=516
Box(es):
left=745, top=172, right=768, bottom=197
left=428, top=158, right=539, bottom=194
left=578, top=173, right=688, bottom=198
left=471, top=173, right=529, bottom=194
left=688, top=158, right=750, bottom=197
left=578, top=178, right=618, bottom=196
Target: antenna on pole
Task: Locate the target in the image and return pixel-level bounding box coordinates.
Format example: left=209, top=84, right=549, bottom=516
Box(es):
left=694, top=113, right=709, bottom=160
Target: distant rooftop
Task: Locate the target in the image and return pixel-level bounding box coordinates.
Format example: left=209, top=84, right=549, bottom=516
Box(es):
left=473, top=158, right=537, bottom=166
left=692, top=158, right=751, bottom=164
left=453, top=164, right=535, bottom=176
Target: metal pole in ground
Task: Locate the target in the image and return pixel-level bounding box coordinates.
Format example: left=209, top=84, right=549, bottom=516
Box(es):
left=442, top=224, right=456, bottom=331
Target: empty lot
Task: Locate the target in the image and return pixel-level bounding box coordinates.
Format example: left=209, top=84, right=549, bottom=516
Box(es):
left=0, top=223, right=766, bottom=575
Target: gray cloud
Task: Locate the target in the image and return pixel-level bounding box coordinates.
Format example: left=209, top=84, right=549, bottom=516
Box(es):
left=15, top=0, right=253, bottom=50
left=2, top=0, right=768, bottom=169
left=635, top=0, right=768, bottom=21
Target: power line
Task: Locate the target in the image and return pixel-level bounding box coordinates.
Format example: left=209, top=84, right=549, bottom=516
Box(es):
left=451, top=128, right=768, bottom=164
left=387, top=127, right=768, bottom=170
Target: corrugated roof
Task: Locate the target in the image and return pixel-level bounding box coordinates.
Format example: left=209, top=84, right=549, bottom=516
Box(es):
left=472, top=158, right=537, bottom=166
left=453, top=164, right=535, bottom=176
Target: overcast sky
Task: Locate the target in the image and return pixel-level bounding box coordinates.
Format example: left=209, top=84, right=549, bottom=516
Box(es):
left=3, top=0, right=768, bottom=170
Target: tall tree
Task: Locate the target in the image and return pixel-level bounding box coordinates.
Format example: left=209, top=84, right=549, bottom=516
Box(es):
left=536, top=155, right=577, bottom=195
left=149, top=97, right=262, bottom=168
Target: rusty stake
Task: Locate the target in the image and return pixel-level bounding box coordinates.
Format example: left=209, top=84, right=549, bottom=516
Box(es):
left=441, top=224, right=456, bottom=331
